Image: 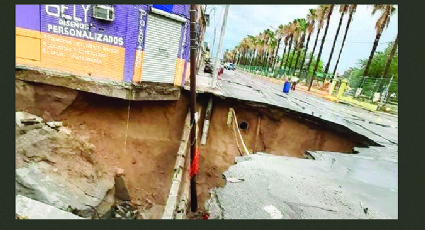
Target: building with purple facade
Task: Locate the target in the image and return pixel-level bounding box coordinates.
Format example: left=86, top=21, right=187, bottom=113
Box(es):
left=16, top=4, right=201, bottom=92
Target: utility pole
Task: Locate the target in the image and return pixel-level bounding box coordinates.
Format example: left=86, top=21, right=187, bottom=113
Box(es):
left=189, top=4, right=198, bottom=212
left=208, top=7, right=217, bottom=58
left=211, top=5, right=230, bottom=88
left=211, top=26, right=217, bottom=57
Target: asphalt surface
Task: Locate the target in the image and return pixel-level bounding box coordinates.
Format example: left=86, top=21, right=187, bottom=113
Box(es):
left=216, top=70, right=398, bottom=147
left=196, top=69, right=398, bottom=219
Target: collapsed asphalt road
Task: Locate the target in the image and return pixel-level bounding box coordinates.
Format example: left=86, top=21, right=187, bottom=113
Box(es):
left=200, top=69, right=397, bottom=219
left=206, top=150, right=397, bottom=219
left=216, top=70, right=397, bottom=147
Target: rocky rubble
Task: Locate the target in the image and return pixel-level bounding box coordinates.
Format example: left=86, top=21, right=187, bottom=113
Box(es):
left=15, top=112, right=115, bottom=219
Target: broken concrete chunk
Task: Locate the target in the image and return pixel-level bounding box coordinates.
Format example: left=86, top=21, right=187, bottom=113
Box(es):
left=226, top=178, right=245, bottom=183
left=46, top=121, right=63, bottom=130
left=303, top=151, right=316, bottom=160
left=16, top=162, right=114, bottom=218
left=21, top=118, right=41, bottom=125
left=16, top=112, right=43, bottom=127
left=16, top=195, right=84, bottom=219
left=58, top=126, right=72, bottom=135
left=235, top=155, right=253, bottom=164
left=18, top=123, right=43, bottom=132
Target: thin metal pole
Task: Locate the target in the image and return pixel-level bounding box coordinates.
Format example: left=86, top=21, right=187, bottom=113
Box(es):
left=211, top=5, right=230, bottom=88
left=189, top=4, right=198, bottom=212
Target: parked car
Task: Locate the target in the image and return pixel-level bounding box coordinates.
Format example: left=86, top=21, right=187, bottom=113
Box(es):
left=228, top=63, right=235, bottom=70
left=224, top=62, right=235, bottom=70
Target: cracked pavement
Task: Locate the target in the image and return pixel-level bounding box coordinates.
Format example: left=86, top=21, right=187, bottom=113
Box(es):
left=198, top=69, right=398, bottom=219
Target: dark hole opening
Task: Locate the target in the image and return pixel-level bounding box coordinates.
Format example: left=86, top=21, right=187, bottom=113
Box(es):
left=239, top=121, right=248, bottom=130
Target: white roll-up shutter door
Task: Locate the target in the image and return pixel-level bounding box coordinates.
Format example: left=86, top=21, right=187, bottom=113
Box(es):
left=142, top=13, right=183, bottom=84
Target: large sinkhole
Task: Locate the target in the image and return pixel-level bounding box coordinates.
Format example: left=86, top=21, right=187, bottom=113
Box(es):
left=195, top=94, right=379, bottom=209
left=15, top=80, right=379, bottom=218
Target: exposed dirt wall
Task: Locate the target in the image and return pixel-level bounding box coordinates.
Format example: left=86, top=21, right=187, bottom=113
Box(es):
left=15, top=80, right=79, bottom=121
left=16, top=80, right=188, bottom=216
left=196, top=97, right=360, bottom=206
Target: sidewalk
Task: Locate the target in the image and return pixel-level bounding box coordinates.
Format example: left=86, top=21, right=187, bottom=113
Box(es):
left=237, top=69, right=337, bottom=102
left=183, top=69, right=224, bottom=96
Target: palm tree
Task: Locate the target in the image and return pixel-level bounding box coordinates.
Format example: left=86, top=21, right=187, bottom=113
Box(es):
left=246, top=35, right=256, bottom=66
left=234, top=46, right=240, bottom=64
left=293, top=18, right=308, bottom=73
left=305, top=6, right=326, bottom=79
left=382, top=34, right=398, bottom=78
left=255, top=33, right=265, bottom=66
left=332, top=4, right=357, bottom=77
left=284, top=21, right=296, bottom=71
left=224, top=50, right=234, bottom=62
left=279, top=24, right=291, bottom=70
left=324, top=5, right=348, bottom=76
left=308, top=4, right=334, bottom=91
left=271, top=24, right=285, bottom=70
left=266, top=33, right=278, bottom=70
left=298, top=9, right=317, bottom=77
left=288, top=19, right=302, bottom=72
left=363, top=4, right=396, bottom=77
left=237, top=38, right=247, bottom=64
left=263, top=29, right=276, bottom=69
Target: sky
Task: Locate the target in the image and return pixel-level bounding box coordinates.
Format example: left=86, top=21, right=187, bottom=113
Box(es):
left=204, top=5, right=398, bottom=76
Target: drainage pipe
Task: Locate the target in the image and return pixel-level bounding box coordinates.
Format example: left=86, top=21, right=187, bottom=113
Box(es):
left=200, top=96, right=214, bottom=145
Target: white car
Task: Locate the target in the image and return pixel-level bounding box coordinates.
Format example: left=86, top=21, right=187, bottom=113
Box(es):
left=224, top=62, right=235, bottom=70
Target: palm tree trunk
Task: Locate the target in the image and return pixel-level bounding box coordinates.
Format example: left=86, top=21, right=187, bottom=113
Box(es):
left=324, top=11, right=346, bottom=76
left=305, top=27, right=321, bottom=77
left=265, top=52, right=269, bottom=67
left=250, top=50, right=255, bottom=66
left=332, top=8, right=354, bottom=77
left=269, top=49, right=275, bottom=70
left=264, top=51, right=270, bottom=68
left=293, top=49, right=302, bottom=72
left=364, top=12, right=390, bottom=76
left=309, top=5, right=334, bottom=91
left=382, top=34, right=398, bottom=78
left=279, top=42, right=288, bottom=69
left=288, top=43, right=298, bottom=71
left=298, top=31, right=313, bottom=77
left=264, top=52, right=270, bottom=70
left=363, top=29, right=383, bottom=76
left=284, top=37, right=294, bottom=70
left=271, top=39, right=281, bottom=71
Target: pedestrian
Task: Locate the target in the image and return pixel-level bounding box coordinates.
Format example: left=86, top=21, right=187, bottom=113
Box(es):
left=217, top=66, right=224, bottom=79
left=291, top=81, right=297, bottom=91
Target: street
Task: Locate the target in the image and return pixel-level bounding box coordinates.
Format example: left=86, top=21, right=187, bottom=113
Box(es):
left=199, top=69, right=398, bottom=219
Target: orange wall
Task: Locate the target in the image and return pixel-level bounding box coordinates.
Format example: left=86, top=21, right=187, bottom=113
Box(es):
left=174, top=58, right=185, bottom=86
left=132, top=50, right=144, bottom=83
left=16, top=27, right=125, bottom=81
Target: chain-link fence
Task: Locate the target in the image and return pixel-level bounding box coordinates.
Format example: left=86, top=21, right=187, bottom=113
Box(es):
left=335, top=75, right=398, bottom=113
left=342, top=75, right=398, bottom=104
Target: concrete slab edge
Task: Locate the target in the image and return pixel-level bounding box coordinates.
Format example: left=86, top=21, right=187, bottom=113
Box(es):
left=16, top=65, right=181, bottom=101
